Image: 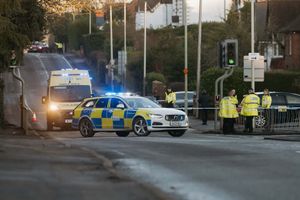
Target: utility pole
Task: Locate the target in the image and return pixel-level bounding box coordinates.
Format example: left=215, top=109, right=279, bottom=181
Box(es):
left=196, top=0, right=202, bottom=118
left=183, top=0, right=188, bottom=114
left=124, top=0, right=127, bottom=89
left=110, top=3, right=114, bottom=91
left=89, top=10, right=92, bottom=34
left=251, top=0, right=255, bottom=91
left=224, top=0, right=226, bottom=20
left=143, top=0, right=147, bottom=96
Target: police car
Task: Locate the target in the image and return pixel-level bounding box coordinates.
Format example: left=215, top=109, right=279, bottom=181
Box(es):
left=72, top=94, right=189, bottom=137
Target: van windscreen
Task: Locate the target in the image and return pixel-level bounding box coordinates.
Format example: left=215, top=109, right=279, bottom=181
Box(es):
left=50, top=85, right=91, bottom=102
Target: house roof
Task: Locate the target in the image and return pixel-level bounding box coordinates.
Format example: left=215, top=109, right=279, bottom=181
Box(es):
left=267, top=0, right=300, bottom=33
left=280, top=15, right=300, bottom=32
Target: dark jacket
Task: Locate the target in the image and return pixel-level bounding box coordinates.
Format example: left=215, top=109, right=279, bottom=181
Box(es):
left=198, top=94, right=211, bottom=107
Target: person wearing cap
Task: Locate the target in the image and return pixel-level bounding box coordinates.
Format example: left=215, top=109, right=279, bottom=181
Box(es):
left=219, top=89, right=239, bottom=134
left=165, top=88, right=176, bottom=108
left=240, top=88, right=260, bottom=133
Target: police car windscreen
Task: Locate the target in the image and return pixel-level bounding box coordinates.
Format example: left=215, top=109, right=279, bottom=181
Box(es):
left=124, top=97, right=160, bottom=108
left=50, top=86, right=90, bottom=102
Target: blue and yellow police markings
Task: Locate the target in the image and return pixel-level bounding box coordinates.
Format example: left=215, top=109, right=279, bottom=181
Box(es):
left=73, top=107, right=153, bottom=130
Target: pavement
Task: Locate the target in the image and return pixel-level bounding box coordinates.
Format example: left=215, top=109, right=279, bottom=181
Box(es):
left=0, top=128, right=164, bottom=200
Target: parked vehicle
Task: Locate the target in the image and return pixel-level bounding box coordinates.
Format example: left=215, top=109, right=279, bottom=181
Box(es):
left=28, top=41, right=49, bottom=53
left=174, top=91, right=196, bottom=108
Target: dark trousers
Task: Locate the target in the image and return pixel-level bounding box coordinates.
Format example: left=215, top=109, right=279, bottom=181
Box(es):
left=245, top=116, right=254, bottom=132
left=201, top=109, right=208, bottom=124
left=223, top=118, right=235, bottom=134
left=165, top=102, right=174, bottom=108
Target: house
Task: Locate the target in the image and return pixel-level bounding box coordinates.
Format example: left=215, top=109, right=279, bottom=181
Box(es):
left=129, top=0, right=189, bottom=30
left=256, top=0, right=300, bottom=70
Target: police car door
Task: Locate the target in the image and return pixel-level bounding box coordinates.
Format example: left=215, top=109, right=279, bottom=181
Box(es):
left=93, top=98, right=110, bottom=129
left=108, top=98, right=126, bottom=129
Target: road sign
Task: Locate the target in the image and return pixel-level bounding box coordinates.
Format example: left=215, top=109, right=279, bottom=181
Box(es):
left=248, top=53, right=260, bottom=61
left=243, top=55, right=265, bottom=82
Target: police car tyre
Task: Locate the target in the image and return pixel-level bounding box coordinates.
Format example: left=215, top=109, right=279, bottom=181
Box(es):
left=133, top=117, right=150, bottom=137
left=168, top=130, right=186, bottom=137
left=115, top=131, right=130, bottom=137
left=79, top=118, right=95, bottom=137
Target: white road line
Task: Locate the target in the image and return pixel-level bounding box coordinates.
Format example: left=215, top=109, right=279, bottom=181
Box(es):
left=35, top=54, right=49, bottom=79
left=60, top=55, right=73, bottom=69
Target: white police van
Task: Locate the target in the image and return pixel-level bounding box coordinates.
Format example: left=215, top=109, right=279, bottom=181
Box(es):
left=42, top=69, right=92, bottom=130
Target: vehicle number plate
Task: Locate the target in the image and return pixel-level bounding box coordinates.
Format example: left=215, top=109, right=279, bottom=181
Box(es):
left=65, top=119, right=72, bottom=123
left=170, top=121, right=181, bottom=127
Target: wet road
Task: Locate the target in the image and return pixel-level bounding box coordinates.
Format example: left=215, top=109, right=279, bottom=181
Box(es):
left=3, top=53, right=300, bottom=200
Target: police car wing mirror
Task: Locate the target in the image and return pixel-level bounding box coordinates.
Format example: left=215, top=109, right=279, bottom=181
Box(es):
left=116, top=104, right=125, bottom=109
left=42, top=96, right=48, bottom=104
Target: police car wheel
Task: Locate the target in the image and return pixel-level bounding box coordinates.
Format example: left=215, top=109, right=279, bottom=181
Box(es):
left=133, top=117, right=150, bottom=136
left=115, top=131, right=130, bottom=137
left=168, top=130, right=186, bottom=137
left=79, top=119, right=95, bottom=137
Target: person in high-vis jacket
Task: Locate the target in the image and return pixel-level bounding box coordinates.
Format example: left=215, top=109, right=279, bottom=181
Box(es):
left=219, top=89, right=239, bottom=134
left=262, top=88, right=272, bottom=109
left=241, top=89, right=260, bottom=133
left=262, top=88, right=272, bottom=130
left=165, top=88, right=176, bottom=108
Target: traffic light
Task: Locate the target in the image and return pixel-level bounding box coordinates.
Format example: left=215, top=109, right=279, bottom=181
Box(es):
left=226, top=41, right=238, bottom=66
left=10, top=50, right=17, bottom=66
left=219, top=39, right=238, bottom=68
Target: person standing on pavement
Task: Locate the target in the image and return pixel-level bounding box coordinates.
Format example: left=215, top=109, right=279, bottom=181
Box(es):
left=219, top=89, right=239, bottom=134
left=241, top=88, right=260, bottom=133
left=198, top=90, right=211, bottom=125
left=165, top=88, right=176, bottom=108
left=262, top=88, right=272, bottom=130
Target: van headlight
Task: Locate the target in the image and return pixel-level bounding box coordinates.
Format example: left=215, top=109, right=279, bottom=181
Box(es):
left=49, top=103, right=59, bottom=111
left=148, top=114, right=163, bottom=119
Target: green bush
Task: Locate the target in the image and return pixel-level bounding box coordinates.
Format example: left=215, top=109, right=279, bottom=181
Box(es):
left=201, top=67, right=250, bottom=100
left=256, top=71, right=300, bottom=93
left=82, top=32, right=105, bottom=56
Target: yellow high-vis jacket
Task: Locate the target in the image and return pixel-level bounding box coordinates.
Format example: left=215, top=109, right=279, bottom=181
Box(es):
left=262, top=95, right=272, bottom=109
left=219, top=96, right=239, bottom=118
left=241, top=94, right=260, bottom=116
left=165, top=92, right=176, bottom=104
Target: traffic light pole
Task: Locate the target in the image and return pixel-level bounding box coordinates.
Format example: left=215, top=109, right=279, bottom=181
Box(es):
left=214, top=67, right=234, bottom=130
left=251, top=0, right=255, bottom=91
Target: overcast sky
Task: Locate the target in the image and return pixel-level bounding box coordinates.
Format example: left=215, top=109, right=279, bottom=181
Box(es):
left=188, top=0, right=232, bottom=23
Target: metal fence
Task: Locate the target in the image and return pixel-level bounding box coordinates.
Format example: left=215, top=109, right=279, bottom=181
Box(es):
left=176, top=106, right=300, bottom=134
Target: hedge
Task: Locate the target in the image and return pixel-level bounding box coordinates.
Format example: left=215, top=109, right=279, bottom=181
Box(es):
left=201, top=68, right=300, bottom=100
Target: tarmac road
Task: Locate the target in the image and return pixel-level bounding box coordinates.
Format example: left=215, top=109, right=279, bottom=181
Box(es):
left=3, top=53, right=300, bottom=200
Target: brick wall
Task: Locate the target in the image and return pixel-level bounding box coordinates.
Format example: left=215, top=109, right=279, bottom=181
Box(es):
left=285, top=32, right=300, bottom=69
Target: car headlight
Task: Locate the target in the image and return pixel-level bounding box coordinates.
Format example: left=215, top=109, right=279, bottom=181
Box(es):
left=49, top=103, right=59, bottom=111
left=148, top=114, right=163, bottom=119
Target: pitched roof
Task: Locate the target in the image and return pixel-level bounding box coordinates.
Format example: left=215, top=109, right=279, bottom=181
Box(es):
left=280, top=15, right=300, bottom=32
left=267, top=0, right=300, bottom=33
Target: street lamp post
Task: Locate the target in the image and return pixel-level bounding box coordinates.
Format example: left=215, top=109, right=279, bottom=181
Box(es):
left=251, top=0, right=255, bottom=91
left=184, top=0, right=188, bottom=114
left=89, top=10, right=92, bottom=34
left=143, top=0, right=147, bottom=96
left=196, top=0, right=203, bottom=118
left=109, top=3, right=114, bottom=91
left=124, top=0, right=127, bottom=90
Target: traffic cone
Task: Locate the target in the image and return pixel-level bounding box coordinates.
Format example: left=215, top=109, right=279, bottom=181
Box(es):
left=32, top=112, right=37, bottom=122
